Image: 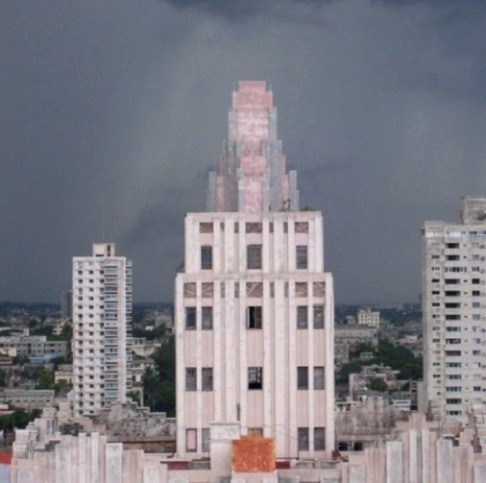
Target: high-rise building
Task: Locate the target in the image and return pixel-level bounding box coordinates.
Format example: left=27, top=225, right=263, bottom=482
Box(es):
left=423, top=196, right=486, bottom=421
left=72, top=243, right=132, bottom=416
left=175, top=81, right=335, bottom=458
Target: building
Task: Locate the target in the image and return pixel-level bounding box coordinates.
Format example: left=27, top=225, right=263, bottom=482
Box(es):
left=423, top=196, right=486, bottom=421
left=0, top=334, right=68, bottom=360
left=60, top=288, right=73, bottom=320
left=72, top=243, right=133, bottom=416
left=334, top=324, right=378, bottom=366
left=357, top=308, right=380, bottom=328
left=10, top=406, right=486, bottom=482
left=175, top=81, right=335, bottom=458
left=0, top=389, right=55, bottom=410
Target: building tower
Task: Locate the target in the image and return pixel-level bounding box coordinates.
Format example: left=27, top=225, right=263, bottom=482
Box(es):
left=72, top=243, right=132, bottom=416
left=175, top=81, right=335, bottom=458
left=423, top=197, right=486, bottom=421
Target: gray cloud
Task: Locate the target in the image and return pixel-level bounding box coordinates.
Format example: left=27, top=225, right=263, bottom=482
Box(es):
left=1, top=0, right=485, bottom=304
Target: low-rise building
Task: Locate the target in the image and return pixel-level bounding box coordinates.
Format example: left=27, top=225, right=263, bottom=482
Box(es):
left=0, top=389, right=55, bottom=410
left=334, top=324, right=378, bottom=365
left=357, top=308, right=380, bottom=328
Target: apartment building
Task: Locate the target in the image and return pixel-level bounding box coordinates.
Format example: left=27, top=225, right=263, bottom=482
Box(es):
left=72, top=243, right=132, bottom=416
left=175, top=81, right=335, bottom=458
left=423, top=196, right=486, bottom=421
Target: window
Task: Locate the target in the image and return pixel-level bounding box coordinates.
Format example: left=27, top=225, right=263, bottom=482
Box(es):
left=201, top=245, right=213, bottom=270
left=247, top=245, right=262, bottom=269
left=247, top=306, right=262, bottom=329
left=202, top=368, right=213, bottom=391
left=298, top=428, right=309, bottom=451
left=185, top=307, right=196, bottom=330
left=202, top=307, right=213, bottom=330
left=297, top=367, right=309, bottom=390
left=248, top=367, right=263, bottom=390
left=186, top=429, right=197, bottom=452
left=314, top=427, right=325, bottom=451
left=297, top=306, right=308, bottom=329
left=202, top=428, right=210, bottom=452
left=314, top=366, right=325, bottom=390
left=186, top=368, right=197, bottom=391
left=313, top=305, right=324, bottom=329
left=296, top=246, right=308, bottom=269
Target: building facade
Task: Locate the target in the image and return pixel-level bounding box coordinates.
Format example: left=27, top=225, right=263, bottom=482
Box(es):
left=175, top=81, right=334, bottom=458
left=72, top=243, right=132, bottom=416
left=423, top=197, right=486, bottom=421
left=357, top=308, right=380, bottom=328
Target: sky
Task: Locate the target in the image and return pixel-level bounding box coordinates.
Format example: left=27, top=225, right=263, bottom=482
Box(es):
left=1, top=0, right=485, bottom=305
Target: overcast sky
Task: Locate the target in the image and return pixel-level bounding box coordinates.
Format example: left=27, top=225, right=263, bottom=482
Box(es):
left=1, top=0, right=485, bottom=305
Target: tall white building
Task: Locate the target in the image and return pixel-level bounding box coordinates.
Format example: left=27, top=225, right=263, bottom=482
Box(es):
left=175, top=81, right=334, bottom=458
left=423, top=197, right=486, bottom=421
left=72, top=243, right=132, bottom=416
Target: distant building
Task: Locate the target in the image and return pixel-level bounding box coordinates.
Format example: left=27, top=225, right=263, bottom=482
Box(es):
left=175, top=81, right=335, bottom=458
left=60, top=288, right=73, bottom=319
left=0, top=334, right=68, bottom=359
left=423, top=197, right=486, bottom=421
left=0, top=389, right=54, bottom=410
left=334, top=324, right=378, bottom=365
left=357, top=308, right=380, bottom=328
left=72, top=243, right=132, bottom=416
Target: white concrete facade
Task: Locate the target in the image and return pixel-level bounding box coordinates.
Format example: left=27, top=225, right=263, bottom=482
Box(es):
left=175, top=82, right=334, bottom=459
left=423, top=197, right=486, bottom=421
left=72, top=243, right=132, bottom=416
left=357, top=309, right=380, bottom=328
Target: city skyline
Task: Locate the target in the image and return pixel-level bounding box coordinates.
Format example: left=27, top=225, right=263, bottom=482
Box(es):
left=1, top=0, right=485, bottom=304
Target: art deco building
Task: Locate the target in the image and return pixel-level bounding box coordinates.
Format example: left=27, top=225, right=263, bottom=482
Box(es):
left=72, top=243, right=132, bottom=416
left=175, top=81, right=335, bottom=458
left=423, top=197, right=486, bottom=421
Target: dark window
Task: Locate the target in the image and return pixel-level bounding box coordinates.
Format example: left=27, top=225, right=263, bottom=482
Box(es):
left=296, top=245, right=308, bottom=269
left=185, top=307, right=196, bottom=330
left=202, top=307, right=213, bottom=330
left=186, top=429, right=197, bottom=452
left=314, top=427, right=325, bottom=450
left=313, top=305, right=324, bottom=329
left=297, top=306, right=308, bottom=329
left=186, top=368, right=197, bottom=391
left=248, top=367, right=263, bottom=390
left=314, top=367, right=325, bottom=389
left=202, top=428, right=210, bottom=452
left=297, top=367, right=309, bottom=390
left=201, top=246, right=213, bottom=270
left=247, top=245, right=262, bottom=269
left=202, top=368, right=213, bottom=391
left=247, top=306, right=262, bottom=329
left=298, top=428, right=309, bottom=451
left=200, top=222, right=213, bottom=233
left=445, top=279, right=460, bottom=284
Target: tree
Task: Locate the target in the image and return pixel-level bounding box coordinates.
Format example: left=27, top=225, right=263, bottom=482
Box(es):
left=336, top=360, right=362, bottom=384
left=37, top=368, right=54, bottom=389
left=368, top=377, right=389, bottom=392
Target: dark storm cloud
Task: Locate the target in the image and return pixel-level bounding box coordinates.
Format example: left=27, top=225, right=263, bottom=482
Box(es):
left=162, top=0, right=332, bottom=22
left=1, top=0, right=486, bottom=304
left=162, top=0, right=484, bottom=23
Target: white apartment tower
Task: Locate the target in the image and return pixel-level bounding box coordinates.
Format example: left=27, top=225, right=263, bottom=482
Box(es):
left=72, top=243, right=132, bottom=416
left=423, top=197, right=486, bottom=421
left=175, top=81, right=335, bottom=458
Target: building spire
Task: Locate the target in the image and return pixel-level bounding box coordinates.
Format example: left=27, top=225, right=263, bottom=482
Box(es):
left=207, top=81, right=299, bottom=213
